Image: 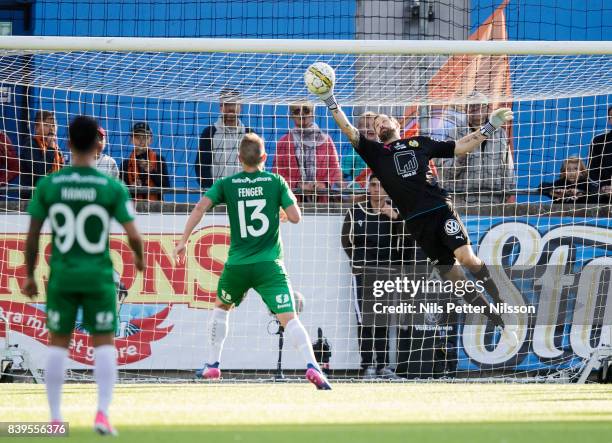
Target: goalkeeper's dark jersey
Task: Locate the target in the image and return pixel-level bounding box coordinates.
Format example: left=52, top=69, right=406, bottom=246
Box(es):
left=356, top=134, right=456, bottom=220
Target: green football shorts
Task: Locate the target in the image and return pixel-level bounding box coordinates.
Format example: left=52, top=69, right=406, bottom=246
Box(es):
left=45, top=278, right=118, bottom=335
left=217, top=260, right=295, bottom=314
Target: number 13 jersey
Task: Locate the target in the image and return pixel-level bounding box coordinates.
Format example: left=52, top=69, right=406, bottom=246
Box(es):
left=205, top=170, right=297, bottom=266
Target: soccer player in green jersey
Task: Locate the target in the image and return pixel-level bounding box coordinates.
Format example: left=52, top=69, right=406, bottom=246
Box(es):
left=174, top=133, right=331, bottom=390
left=21, top=116, right=145, bottom=435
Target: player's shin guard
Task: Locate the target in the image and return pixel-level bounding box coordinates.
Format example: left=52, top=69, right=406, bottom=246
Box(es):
left=208, top=308, right=229, bottom=364
left=285, top=318, right=320, bottom=370
left=45, top=346, right=68, bottom=421
left=94, top=345, right=117, bottom=416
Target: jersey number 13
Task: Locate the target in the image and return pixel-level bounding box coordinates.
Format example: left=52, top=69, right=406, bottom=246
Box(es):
left=237, top=199, right=269, bottom=238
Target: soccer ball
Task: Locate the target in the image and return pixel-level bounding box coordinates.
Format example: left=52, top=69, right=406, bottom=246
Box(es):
left=304, top=62, right=335, bottom=95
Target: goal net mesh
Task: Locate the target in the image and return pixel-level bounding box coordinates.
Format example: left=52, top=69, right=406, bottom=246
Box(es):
left=0, top=46, right=611, bottom=383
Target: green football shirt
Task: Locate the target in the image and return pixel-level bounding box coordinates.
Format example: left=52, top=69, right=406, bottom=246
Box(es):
left=27, top=166, right=135, bottom=290
left=205, top=170, right=297, bottom=266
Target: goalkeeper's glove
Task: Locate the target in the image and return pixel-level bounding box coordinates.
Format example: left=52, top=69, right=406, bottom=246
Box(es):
left=317, top=90, right=339, bottom=111
left=480, top=107, right=513, bottom=138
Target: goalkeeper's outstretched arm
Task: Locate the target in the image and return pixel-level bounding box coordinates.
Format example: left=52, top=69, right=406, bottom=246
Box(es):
left=330, top=107, right=360, bottom=148
left=455, top=108, right=513, bottom=155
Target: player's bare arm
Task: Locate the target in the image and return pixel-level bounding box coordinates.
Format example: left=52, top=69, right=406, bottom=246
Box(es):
left=283, top=203, right=302, bottom=224
left=21, top=217, right=44, bottom=299
left=122, top=220, right=145, bottom=272
left=331, top=107, right=359, bottom=147
left=455, top=107, right=513, bottom=155
left=173, top=195, right=214, bottom=263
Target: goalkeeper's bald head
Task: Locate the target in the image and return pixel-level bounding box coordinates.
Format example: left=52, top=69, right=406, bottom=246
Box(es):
left=239, top=132, right=267, bottom=168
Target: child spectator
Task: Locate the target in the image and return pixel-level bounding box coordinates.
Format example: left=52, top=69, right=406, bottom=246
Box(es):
left=540, top=156, right=599, bottom=203
left=120, top=122, right=170, bottom=201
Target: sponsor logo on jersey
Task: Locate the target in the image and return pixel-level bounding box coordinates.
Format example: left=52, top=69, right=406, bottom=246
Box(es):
left=222, top=290, right=232, bottom=302
left=393, top=142, right=408, bottom=150
left=231, top=176, right=272, bottom=184
left=95, top=311, right=114, bottom=329
left=444, top=219, right=461, bottom=236
left=393, top=150, right=418, bottom=178
left=275, top=293, right=291, bottom=308
left=47, top=309, right=60, bottom=330
left=52, top=173, right=108, bottom=185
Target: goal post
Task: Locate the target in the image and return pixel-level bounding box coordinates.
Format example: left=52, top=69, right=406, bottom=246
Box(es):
left=0, top=37, right=611, bottom=383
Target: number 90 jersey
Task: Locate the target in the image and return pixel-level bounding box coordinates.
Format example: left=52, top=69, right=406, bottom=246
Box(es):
left=205, top=170, right=297, bottom=266
left=27, top=166, right=135, bottom=289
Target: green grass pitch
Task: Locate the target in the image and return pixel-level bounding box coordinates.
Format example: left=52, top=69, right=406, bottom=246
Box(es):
left=3, top=383, right=612, bottom=442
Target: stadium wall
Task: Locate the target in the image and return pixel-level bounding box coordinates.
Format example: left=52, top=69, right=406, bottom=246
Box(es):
left=0, top=213, right=609, bottom=372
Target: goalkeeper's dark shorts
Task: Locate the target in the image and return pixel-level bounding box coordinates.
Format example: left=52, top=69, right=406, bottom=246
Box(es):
left=405, top=203, right=470, bottom=273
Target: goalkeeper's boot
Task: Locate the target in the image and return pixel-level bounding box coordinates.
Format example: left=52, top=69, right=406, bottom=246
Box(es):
left=305, top=363, right=332, bottom=390
left=94, top=411, right=118, bottom=436
left=196, top=362, right=221, bottom=380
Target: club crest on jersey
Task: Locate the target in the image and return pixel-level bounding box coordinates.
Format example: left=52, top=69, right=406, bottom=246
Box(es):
left=444, top=219, right=461, bottom=236
left=408, top=140, right=419, bottom=148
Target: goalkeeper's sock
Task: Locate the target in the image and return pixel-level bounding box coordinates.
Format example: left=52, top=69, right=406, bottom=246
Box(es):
left=285, top=318, right=320, bottom=371
left=94, top=345, right=117, bottom=416
left=45, top=346, right=68, bottom=421
left=208, top=308, right=229, bottom=364
left=473, top=263, right=504, bottom=306
left=462, top=289, right=505, bottom=328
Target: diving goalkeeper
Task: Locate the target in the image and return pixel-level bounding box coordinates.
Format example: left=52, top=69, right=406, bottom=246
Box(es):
left=312, top=69, right=518, bottom=349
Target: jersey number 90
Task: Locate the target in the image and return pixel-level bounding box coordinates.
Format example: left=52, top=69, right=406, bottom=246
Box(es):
left=49, top=203, right=110, bottom=254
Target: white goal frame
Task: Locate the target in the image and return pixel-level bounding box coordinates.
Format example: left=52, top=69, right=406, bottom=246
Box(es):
left=0, top=36, right=611, bottom=55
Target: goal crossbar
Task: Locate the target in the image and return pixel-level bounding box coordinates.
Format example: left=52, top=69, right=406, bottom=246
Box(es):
left=0, top=36, right=612, bottom=55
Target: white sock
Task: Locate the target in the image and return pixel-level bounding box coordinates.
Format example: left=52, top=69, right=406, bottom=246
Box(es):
left=45, top=346, right=68, bottom=421
left=94, top=345, right=117, bottom=416
left=208, top=308, right=229, bottom=364
left=285, top=318, right=320, bottom=371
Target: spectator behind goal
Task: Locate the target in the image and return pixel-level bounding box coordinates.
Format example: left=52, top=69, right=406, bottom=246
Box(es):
left=341, top=174, right=412, bottom=379
left=539, top=156, right=600, bottom=204
left=196, top=89, right=253, bottom=189
left=0, top=131, right=19, bottom=187
left=94, top=126, right=119, bottom=179
left=273, top=101, right=343, bottom=202
left=120, top=122, right=170, bottom=201
left=588, top=105, right=612, bottom=194
left=19, top=110, right=65, bottom=193
left=424, top=94, right=515, bottom=204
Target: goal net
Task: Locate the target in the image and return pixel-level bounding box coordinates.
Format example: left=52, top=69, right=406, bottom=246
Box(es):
left=0, top=37, right=611, bottom=383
